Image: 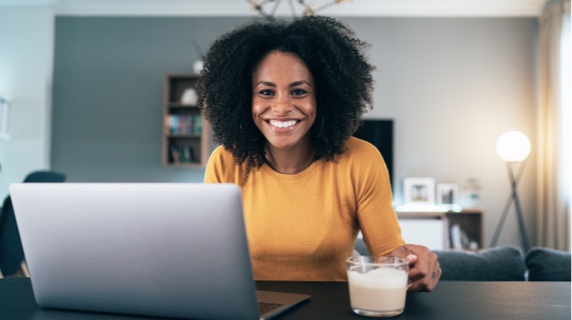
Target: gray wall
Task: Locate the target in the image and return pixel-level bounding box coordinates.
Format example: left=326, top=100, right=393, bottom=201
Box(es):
left=52, top=17, right=250, bottom=182
left=51, top=17, right=538, bottom=248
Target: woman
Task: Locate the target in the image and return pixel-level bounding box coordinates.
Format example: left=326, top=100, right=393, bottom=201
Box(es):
left=199, top=16, right=441, bottom=292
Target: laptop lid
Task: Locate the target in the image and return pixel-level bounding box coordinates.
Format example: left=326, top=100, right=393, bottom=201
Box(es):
left=10, top=183, right=308, bottom=320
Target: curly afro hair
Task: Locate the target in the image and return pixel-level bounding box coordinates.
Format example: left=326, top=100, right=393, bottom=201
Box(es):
left=198, top=15, right=375, bottom=177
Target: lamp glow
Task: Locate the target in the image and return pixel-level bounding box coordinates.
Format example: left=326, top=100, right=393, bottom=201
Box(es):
left=496, top=131, right=531, bottom=162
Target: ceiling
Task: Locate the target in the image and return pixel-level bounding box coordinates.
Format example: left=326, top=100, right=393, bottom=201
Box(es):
left=0, top=0, right=549, bottom=17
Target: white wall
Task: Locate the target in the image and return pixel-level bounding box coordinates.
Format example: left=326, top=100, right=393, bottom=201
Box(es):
left=345, top=18, right=538, bottom=249
left=0, top=6, right=54, bottom=198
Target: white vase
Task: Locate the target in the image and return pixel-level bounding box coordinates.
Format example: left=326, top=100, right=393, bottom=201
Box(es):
left=180, top=88, right=198, bottom=105
left=193, top=60, right=204, bottom=74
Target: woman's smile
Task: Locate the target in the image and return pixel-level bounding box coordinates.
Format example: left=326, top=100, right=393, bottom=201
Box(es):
left=268, top=119, right=298, bottom=129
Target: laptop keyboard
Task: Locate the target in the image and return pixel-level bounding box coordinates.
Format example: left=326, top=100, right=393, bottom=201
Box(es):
left=258, top=301, right=284, bottom=314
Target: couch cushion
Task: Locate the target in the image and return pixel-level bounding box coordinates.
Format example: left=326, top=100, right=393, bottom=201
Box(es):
left=354, top=238, right=370, bottom=256
left=432, top=246, right=526, bottom=281
left=354, top=239, right=526, bottom=281
left=525, top=247, right=571, bottom=281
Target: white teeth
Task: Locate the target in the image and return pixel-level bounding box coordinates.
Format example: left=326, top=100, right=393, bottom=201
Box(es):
left=269, top=120, right=297, bottom=128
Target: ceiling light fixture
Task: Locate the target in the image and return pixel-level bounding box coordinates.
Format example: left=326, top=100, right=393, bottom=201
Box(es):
left=247, top=0, right=352, bottom=17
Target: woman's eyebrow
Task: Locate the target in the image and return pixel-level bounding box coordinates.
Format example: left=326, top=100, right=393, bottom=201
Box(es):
left=289, top=80, right=313, bottom=87
left=254, top=81, right=276, bottom=87
left=254, top=80, right=313, bottom=87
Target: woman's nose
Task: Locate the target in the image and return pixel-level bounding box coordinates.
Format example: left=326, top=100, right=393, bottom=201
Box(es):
left=271, top=93, right=293, bottom=114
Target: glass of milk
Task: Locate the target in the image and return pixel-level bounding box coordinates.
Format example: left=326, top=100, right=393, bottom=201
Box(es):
left=347, top=256, right=409, bottom=317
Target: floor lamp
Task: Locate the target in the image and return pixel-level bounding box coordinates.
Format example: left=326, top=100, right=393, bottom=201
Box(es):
left=490, top=131, right=531, bottom=252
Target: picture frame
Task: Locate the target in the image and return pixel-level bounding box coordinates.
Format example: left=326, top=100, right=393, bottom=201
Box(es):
left=437, top=183, right=459, bottom=206
left=403, top=177, right=435, bottom=206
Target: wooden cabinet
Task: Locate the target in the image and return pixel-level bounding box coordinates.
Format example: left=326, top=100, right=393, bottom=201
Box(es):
left=445, top=209, right=484, bottom=250
left=162, top=74, right=211, bottom=166
left=396, top=208, right=484, bottom=250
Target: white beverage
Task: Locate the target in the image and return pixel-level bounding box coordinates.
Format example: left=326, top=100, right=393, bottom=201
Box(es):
left=347, top=267, right=408, bottom=316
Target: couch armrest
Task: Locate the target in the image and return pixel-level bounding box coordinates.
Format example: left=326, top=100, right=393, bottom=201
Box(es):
left=526, top=247, right=571, bottom=281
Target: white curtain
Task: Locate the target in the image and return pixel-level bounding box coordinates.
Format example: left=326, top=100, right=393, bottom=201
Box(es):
left=536, top=0, right=571, bottom=251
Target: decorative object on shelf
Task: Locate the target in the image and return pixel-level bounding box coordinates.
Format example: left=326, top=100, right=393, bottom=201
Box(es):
left=461, top=178, right=481, bottom=208
left=436, top=183, right=459, bottom=206
left=191, top=38, right=204, bottom=74
left=0, top=96, right=10, bottom=140
left=193, top=61, right=204, bottom=74
left=490, top=130, right=531, bottom=251
left=247, top=0, right=352, bottom=17
left=180, top=87, right=199, bottom=105
left=402, top=177, right=435, bottom=207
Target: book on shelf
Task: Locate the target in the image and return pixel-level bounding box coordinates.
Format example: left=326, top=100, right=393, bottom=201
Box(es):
left=449, top=224, right=478, bottom=250
left=193, top=114, right=201, bottom=135
left=170, top=145, right=180, bottom=164
left=169, top=145, right=196, bottom=164
left=450, top=224, right=463, bottom=250
left=165, top=114, right=202, bottom=136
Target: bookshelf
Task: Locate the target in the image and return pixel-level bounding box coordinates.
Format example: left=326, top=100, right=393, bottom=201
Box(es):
left=162, top=74, right=211, bottom=166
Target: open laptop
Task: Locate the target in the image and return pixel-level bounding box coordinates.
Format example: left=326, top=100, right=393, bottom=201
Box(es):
left=9, top=183, right=310, bottom=320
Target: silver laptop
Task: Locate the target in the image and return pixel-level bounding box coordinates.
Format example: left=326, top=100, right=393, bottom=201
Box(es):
left=10, top=183, right=309, bottom=320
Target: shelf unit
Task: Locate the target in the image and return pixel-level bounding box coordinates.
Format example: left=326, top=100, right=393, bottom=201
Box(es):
left=445, top=209, right=484, bottom=250
left=396, top=208, right=484, bottom=250
left=162, top=74, right=210, bottom=167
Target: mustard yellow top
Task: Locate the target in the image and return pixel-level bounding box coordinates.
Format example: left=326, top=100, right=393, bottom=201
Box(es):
left=204, top=137, right=404, bottom=281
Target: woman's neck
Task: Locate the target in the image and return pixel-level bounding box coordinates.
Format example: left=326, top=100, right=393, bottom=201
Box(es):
left=264, top=142, right=315, bottom=174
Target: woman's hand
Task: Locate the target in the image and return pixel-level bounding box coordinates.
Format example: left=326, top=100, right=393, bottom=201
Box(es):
left=388, top=244, right=441, bottom=292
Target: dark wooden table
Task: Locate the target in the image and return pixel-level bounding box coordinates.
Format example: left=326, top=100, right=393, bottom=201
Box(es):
left=0, top=277, right=569, bottom=319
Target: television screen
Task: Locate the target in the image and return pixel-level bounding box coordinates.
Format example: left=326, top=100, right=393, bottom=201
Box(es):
left=353, top=119, right=394, bottom=188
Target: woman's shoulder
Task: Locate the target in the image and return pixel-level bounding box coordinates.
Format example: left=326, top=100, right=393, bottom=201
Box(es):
left=344, top=136, right=382, bottom=157
left=205, top=145, right=243, bottom=183
left=210, top=145, right=234, bottom=159
left=337, top=136, right=388, bottom=170
left=206, top=145, right=236, bottom=170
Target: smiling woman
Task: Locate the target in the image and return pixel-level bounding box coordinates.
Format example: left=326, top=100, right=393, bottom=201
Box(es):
left=199, top=16, right=375, bottom=180
left=200, top=16, right=441, bottom=291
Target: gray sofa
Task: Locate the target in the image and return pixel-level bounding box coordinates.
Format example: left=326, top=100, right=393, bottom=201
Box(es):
left=354, top=239, right=571, bottom=281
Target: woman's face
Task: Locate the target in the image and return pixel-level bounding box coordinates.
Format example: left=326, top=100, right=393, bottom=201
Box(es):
left=252, top=51, right=316, bottom=152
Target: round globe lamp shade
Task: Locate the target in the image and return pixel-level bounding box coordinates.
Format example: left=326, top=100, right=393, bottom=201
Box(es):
left=496, top=131, right=531, bottom=162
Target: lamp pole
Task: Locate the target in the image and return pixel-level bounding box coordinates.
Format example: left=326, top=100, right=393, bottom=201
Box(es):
left=490, top=131, right=531, bottom=252
left=489, top=161, right=530, bottom=251
left=506, top=162, right=530, bottom=251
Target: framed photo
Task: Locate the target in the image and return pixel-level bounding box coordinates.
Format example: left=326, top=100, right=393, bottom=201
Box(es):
left=437, top=183, right=459, bottom=206
left=403, top=177, right=435, bottom=206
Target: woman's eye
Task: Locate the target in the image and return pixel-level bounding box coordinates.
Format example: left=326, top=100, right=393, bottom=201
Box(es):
left=292, top=89, right=307, bottom=96
left=259, top=89, right=274, bottom=96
